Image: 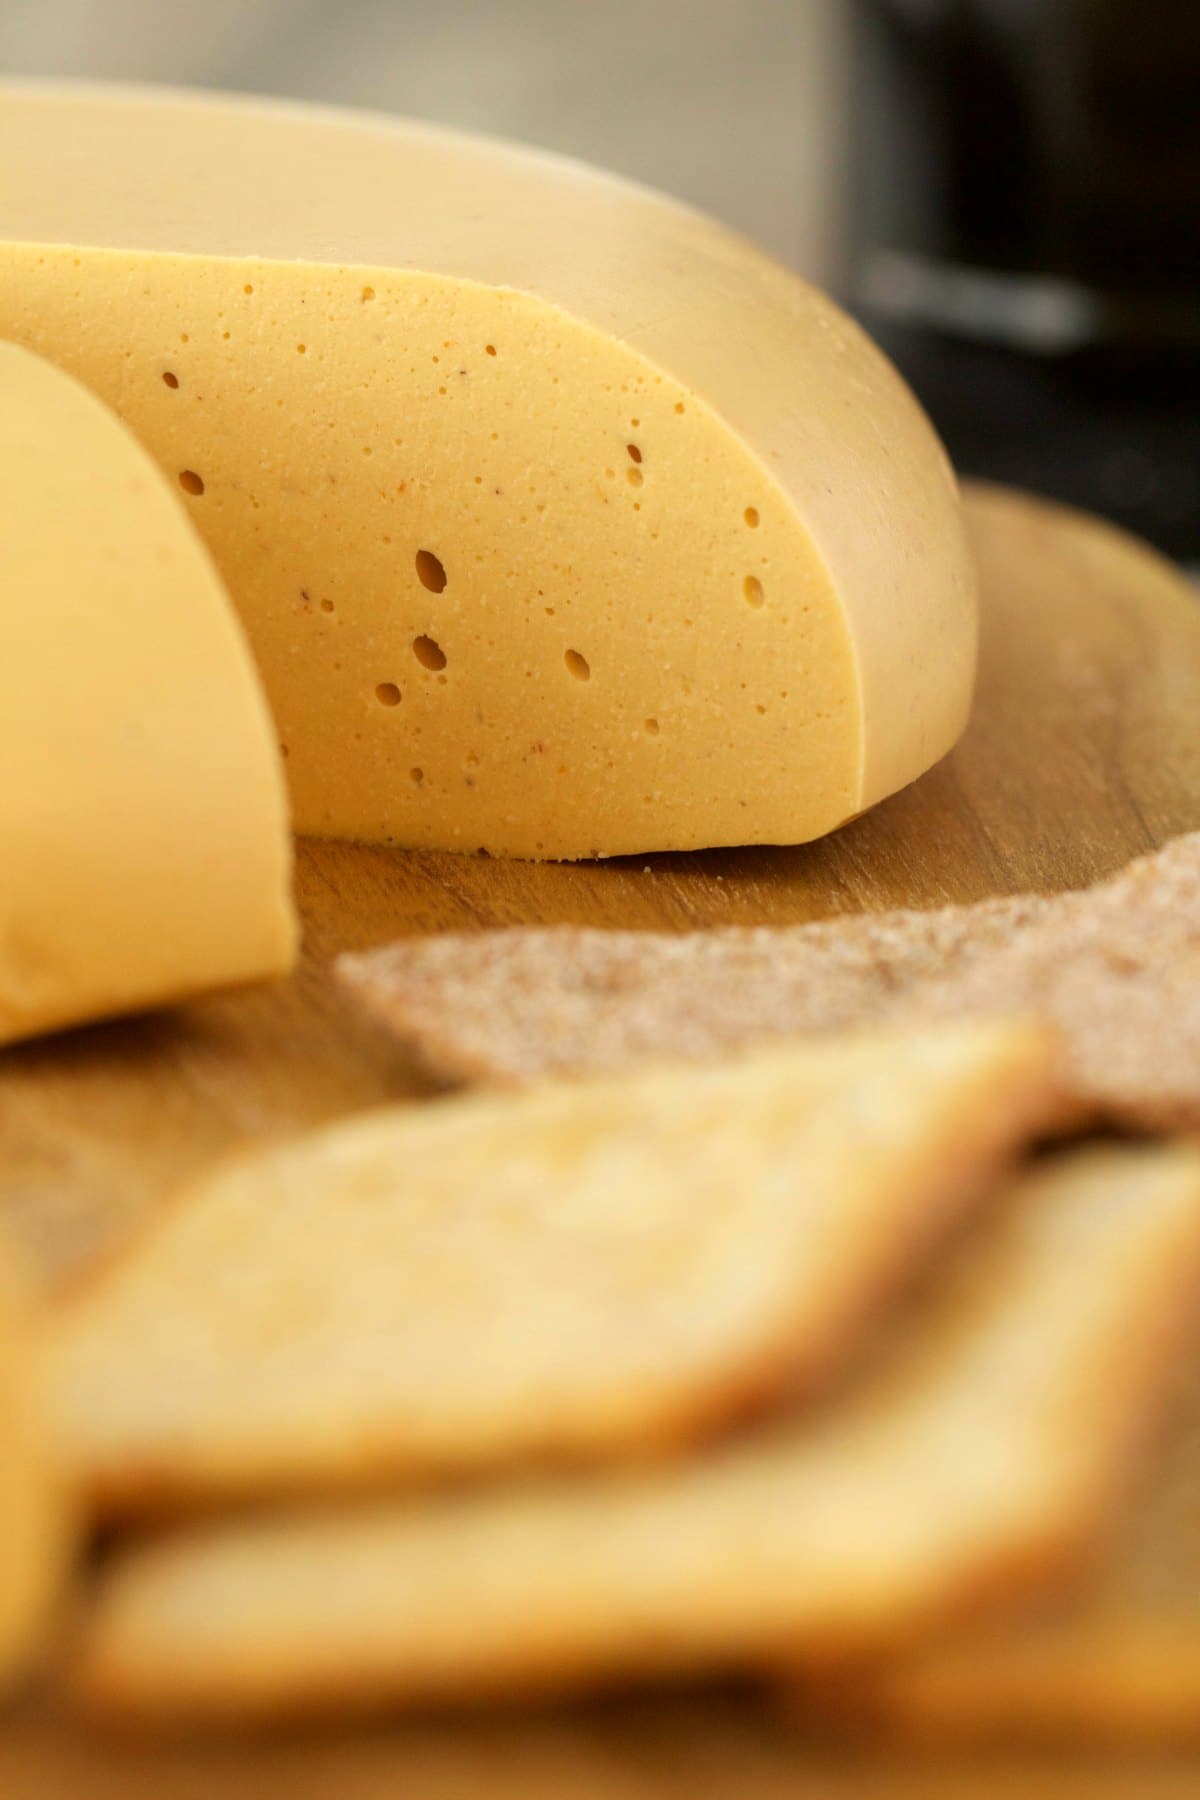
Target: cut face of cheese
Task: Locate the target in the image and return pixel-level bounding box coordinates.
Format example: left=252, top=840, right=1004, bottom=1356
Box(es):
left=0, top=343, right=296, bottom=1047
left=0, top=82, right=977, bottom=859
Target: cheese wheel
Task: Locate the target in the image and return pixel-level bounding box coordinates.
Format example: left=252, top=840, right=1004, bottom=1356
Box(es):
left=0, top=82, right=977, bottom=859
left=0, top=343, right=296, bottom=1047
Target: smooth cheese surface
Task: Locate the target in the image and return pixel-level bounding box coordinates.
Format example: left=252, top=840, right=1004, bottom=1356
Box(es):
left=0, top=81, right=977, bottom=858
left=0, top=343, right=296, bottom=1046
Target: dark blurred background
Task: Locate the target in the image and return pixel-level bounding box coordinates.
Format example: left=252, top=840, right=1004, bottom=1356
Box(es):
left=5, top=0, right=1197, bottom=555
left=850, top=0, right=1200, bottom=560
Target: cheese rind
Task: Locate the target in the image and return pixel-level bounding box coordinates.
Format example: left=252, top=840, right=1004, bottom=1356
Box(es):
left=0, top=343, right=296, bottom=1046
left=0, top=82, right=977, bottom=858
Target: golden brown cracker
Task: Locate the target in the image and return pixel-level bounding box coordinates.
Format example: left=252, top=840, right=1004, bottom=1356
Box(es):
left=0, top=1259, right=72, bottom=1691
left=337, top=834, right=1200, bottom=1131
left=70, top=1143, right=1200, bottom=1725
left=791, top=1341, right=1200, bottom=1742
left=48, top=1021, right=1056, bottom=1518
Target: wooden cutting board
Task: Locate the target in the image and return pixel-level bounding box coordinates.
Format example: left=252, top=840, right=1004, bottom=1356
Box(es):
left=2, top=482, right=1199, bottom=1795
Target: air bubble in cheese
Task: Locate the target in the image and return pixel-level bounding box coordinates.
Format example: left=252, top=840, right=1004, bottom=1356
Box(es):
left=0, top=343, right=296, bottom=1047
left=0, top=82, right=978, bottom=860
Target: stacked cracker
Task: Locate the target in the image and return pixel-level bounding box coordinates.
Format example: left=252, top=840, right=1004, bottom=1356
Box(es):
left=14, top=837, right=1195, bottom=1740
left=0, top=1255, right=73, bottom=1699
left=65, top=1136, right=1200, bottom=1728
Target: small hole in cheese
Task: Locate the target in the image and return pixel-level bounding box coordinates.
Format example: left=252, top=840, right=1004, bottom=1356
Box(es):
left=744, top=506, right=760, bottom=528
left=375, top=682, right=401, bottom=707
left=413, top=635, right=447, bottom=672
left=485, top=344, right=497, bottom=356
left=162, top=371, right=179, bottom=389
left=320, top=598, right=335, bottom=614
left=179, top=469, right=205, bottom=496
left=565, top=649, right=591, bottom=682
left=627, top=466, right=644, bottom=488
left=415, top=549, right=447, bottom=593
left=361, top=285, right=376, bottom=302
left=744, top=575, right=765, bottom=608
left=644, top=717, right=660, bottom=735
left=626, top=443, right=642, bottom=463
left=411, top=767, right=425, bottom=786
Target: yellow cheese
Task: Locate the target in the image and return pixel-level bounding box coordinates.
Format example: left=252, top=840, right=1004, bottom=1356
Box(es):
left=0, top=343, right=296, bottom=1046
left=0, top=82, right=977, bottom=859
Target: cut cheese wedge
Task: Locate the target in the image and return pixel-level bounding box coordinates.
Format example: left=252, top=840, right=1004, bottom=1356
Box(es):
left=0, top=343, right=296, bottom=1046
left=0, top=81, right=977, bottom=858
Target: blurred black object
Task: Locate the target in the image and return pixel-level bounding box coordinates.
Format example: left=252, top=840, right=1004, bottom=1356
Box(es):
left=848, top=0, right=1200, bottom=558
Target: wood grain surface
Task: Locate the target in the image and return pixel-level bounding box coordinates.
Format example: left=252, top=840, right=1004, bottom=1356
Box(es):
left=1, top=482, right=1199, bottom=1794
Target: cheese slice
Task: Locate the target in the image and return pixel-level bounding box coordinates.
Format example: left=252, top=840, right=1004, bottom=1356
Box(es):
left=0, top=82, right=976, bottom=859
left=0, top=343, right=296, bottom=1047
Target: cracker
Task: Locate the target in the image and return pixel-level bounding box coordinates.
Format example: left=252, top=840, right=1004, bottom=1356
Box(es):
left=48, top=1020, right=1057, bottom=1519
left=0, top=1260, right=72, bottom=1691
left=791, top=1349, right=1200, bottom=1742
left=337, top=833, right=1200, bottom=1131
left=70, top=1143, right=1200, bottom=1725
